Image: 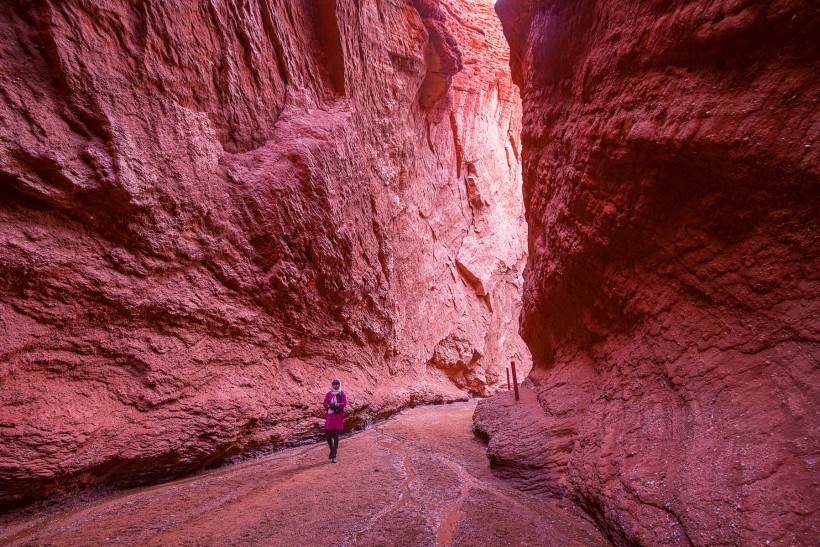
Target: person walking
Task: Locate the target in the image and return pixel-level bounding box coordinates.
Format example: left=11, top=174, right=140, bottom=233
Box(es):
left=323, top=379, right=347, bottom=463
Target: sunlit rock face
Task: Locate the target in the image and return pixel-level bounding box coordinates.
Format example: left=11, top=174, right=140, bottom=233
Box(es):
left=0, top=0, right=528, bottom=507
left=474, top=0, right=820, bottom=545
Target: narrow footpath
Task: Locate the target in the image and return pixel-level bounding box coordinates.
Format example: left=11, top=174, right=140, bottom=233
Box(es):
left=0, top=400, right=608, bottom=547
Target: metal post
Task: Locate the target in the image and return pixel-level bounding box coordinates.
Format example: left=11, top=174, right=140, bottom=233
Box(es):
left=506, top=368, right=511, bottom=391
left=511, top=360, right=519, bottom=401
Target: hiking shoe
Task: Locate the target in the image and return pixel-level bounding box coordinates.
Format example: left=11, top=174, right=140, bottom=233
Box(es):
left=331, top=458, right=337, bottom=463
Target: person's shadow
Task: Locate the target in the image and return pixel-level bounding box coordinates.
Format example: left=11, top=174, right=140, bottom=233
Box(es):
left=273, top=458, right=336, bottom=482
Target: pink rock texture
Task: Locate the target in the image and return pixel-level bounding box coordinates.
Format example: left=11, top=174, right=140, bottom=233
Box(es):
left=475, top=0, right=819, bottom=545
left=0, top=0, right=529, bottom=507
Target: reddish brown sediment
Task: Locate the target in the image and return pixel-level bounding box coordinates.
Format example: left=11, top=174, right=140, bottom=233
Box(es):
left=0, top=0, right=530, bottom=508
left=476, top=0, right=820, bottom=545
left=0, top=401, right=608, bottom=547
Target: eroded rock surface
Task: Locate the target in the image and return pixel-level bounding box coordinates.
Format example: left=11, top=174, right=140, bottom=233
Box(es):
left=0, top=0, right=529, bottom=508
left=477, top=0, right=819, bottom=545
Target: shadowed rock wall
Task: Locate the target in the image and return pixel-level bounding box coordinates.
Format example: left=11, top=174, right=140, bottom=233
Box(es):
left=0, top=0, right=529, bottom=507
left=476, top=0, right=819, bottom=545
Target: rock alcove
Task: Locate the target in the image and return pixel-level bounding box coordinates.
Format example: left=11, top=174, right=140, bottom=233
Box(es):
left=1, top=0, right=818, bottom=545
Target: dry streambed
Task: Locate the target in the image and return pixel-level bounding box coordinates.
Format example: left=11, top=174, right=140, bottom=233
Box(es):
left=0, top=401, right=607, bottom=546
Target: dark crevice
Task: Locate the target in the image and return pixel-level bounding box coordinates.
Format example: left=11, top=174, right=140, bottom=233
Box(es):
left=310, top=0, right=346, bottom=97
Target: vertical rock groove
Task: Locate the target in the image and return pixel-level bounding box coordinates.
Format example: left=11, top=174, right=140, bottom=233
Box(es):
left=311, top=0, right=346, bottom=97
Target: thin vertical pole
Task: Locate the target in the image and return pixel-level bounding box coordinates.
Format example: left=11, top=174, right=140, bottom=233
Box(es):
left=511, top=360, right=519, bottom=401
left=506, top=368, right=511, bottom=391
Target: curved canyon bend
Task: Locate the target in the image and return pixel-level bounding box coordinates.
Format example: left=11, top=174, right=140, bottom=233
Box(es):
left=1, top=0, right=818, bottom=546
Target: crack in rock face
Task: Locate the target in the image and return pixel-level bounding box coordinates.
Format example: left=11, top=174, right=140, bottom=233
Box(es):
left=482, top=0, right=820, bottom=545
left=427, top=333, right=485, bottom=395
left=0, top=0, right=530, bottom=507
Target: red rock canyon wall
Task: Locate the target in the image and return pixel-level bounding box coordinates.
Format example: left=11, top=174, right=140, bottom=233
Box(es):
left=0, top=0, right=529, bottom=507
left=476, top=0, right=819, bottom=545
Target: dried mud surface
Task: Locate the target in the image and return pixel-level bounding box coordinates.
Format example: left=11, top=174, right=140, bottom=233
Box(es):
left=0, top=401, right=607, bottom=547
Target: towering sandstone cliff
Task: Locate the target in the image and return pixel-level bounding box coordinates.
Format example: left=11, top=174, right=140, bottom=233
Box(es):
left=476, top=0, right=819, bottom=545
left=0, top=0, right=529, bottom=507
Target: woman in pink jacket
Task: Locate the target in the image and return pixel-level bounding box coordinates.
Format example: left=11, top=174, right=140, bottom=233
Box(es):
left=323, top=379, right=347, bottom=463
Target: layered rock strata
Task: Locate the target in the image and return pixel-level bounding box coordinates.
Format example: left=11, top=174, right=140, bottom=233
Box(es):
left=0, top=0, right=529, bottom=507
left=475, top=0, right=819, bottom=545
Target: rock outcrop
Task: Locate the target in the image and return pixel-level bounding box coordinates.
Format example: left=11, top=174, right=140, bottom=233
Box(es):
left=476, top=0, right=819, bottom=545
left=0, top=0, right=529, bottom=508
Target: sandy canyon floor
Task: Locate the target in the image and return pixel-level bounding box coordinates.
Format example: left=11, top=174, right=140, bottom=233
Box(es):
left=0, top=400, right=607, bottom=547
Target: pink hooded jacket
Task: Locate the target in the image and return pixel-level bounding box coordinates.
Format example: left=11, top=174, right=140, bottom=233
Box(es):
left=323, top=389, right=347, bottom=430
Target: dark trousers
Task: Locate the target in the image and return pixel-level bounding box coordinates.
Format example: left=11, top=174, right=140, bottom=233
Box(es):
left=326, top=429, right=340, bottom=458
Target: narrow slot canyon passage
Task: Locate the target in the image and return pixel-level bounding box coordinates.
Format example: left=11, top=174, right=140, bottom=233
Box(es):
left=1, top=0, right=818, bottom=545
left=0, top=401, right=608, bottom=546
left=2, top=0, right=538, bottom=541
